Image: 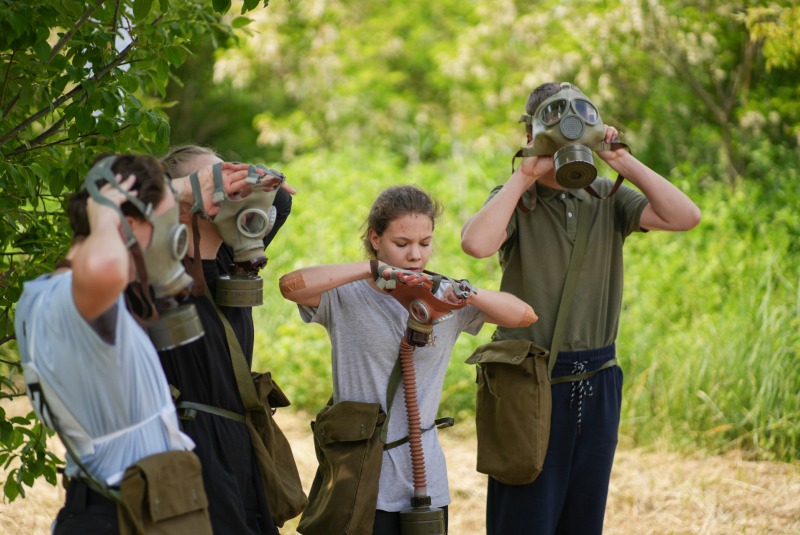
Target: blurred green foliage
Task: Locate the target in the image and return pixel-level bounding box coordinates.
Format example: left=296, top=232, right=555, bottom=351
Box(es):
left=161, top=0, right=800, bottom=462
left=0, top=0, right=271, bottom=501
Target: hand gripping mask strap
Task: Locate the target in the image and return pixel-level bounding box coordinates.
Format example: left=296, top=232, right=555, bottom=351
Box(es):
left=83, top=156, right=159, bottom=323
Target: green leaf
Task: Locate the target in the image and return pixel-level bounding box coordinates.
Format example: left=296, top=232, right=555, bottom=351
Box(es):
left=243, top=0, right=259, bottom=11
left=165, top=46, right=186, bottom=67
left=156, top=59, right=169, bottom=81
left=132, top=0, right=153, bottom=21
left=7, top=12, right=27, bottom=39
left=81, top=80, right=97, bottom=95
left=4, top=477, right=18, bottom=501
left=43, top=465, right=56, bottom=486
left=159, top=0, right=169, bottom=12
left=232, top=16, right=253, bottom=28
left=76, top=107, right=96, bottom=134
left=19, top=83, right=34, bottom=105
left=49, top=171, right=66, bottom=197
left=126, top=108, right=143, bottom=125
left=97, top=118, right=115, bottom=138
left=212, top=0, right=231, bottom=14
left=0, top=422, right=12, bottom=444
left=51, top=75, right=70, bottom=95
left=68, top=125, right=79, bottom=142
left=65, top=63, right=83, bottom=83
left=32, top=40, right=51, bottom=63
left=156, top=121, right=170, bottom=146
left=9, top=416, right=29, bottom=425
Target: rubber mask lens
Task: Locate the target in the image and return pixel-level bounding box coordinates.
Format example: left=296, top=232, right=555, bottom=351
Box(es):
left=573, top=100, right=599, bottom=124
left=171, top=224, right=189, bottom=260
left=540, top=100, right=568, bottom=126
left=409, top=300, right=430, bottom=323
left=237, top=209, right=268, bottom=238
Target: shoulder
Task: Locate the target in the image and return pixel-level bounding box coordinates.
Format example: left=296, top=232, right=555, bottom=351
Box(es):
left=589, top=176, right=620, bottom=198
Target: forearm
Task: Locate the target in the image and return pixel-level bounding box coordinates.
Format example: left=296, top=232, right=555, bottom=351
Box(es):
left=461, top=169, right=531, bottom=258
left=279, top=261, right=372, bottom=306
left=72, top=226, right=129, bottom=320
left=470, top=288, right=536, bottom=328
left=615, top=153, right=701, bottom=231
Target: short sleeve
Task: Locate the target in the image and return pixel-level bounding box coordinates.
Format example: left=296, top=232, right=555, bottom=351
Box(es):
left=297, top=289, right=332, bottom=328
left=485, top=185, right=517, bottom=243
left=455, top=305, right=487, bottom=337
left=613, top=183, right=650, bottom=236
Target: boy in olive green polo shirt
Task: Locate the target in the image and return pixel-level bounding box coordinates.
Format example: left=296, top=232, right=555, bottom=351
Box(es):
left=461, top=82, right=701, bottom=535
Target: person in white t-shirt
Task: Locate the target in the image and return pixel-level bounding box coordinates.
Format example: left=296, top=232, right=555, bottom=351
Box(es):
left=279, top=185, right=536, bottom=535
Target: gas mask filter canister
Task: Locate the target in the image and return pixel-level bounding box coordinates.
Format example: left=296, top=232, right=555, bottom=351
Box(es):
left=82, top=156, right=204, bottom=351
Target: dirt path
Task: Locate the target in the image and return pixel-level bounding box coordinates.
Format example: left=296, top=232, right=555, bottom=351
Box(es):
left=1, top=399, right=798, bottom=534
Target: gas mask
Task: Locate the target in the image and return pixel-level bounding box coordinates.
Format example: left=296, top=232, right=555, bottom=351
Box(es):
left=83, top=156, right=204, bottom=351
left=187, top=162, right=285, bottom=307
left=513, top=83, right=630, bottom=203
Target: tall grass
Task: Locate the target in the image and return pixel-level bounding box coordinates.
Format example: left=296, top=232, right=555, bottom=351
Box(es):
left=253, top=147, right=800, bottom=462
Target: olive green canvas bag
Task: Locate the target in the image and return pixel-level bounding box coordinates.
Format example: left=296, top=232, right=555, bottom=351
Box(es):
left=297, top=400, right=387, bottom=535
left=117, top=450, right=213, bottom=535
left=468, top=197, right=615, bottom=485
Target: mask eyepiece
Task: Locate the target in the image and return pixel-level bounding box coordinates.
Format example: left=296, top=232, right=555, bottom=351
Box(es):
left=236, top=208, right=270, bottom=238
left=171, top=224, right=189, bottom=261
left=409, top=300, right=430, bottom=324
left=572, top=99, right=599, bottom=124
left=540, top=99, right=568, bottom=126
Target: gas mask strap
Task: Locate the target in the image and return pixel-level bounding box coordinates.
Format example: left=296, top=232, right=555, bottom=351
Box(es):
left=189, top=212, right=206, bottom=297
left=584, top=140, right=632, bottom=200
left=129, top=242, right=158, bottom=324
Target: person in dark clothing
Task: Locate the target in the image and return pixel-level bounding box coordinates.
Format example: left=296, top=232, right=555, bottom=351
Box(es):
left=160, top=145, right=295, bottom=535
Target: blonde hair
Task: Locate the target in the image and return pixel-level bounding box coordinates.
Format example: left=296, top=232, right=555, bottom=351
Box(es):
left=160, top=145, right=219, bottom=178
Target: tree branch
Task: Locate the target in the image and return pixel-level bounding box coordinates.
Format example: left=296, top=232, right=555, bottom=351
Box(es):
left=49, top=0, right=108, bottom=63
left=0, top=40, right=136, bottom=148
left=9, top=123, right=132, bottom=155
left=112, top=0, right=121, bottom=35
left=1, top=91, right=20, bottom=119
left=0, top=359, right=21, bottom=368
left=0, top=392, right=26, bottom=400
left=0, top=50, right=16, bottom=110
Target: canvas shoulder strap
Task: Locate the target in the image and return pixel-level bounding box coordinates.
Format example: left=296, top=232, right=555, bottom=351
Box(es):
left=546, top=196, right=618, bottom=384
left=204, top=287, right=262, bottom=412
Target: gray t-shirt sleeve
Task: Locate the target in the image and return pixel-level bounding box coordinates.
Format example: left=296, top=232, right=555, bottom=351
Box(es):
left=455, top=304, right=487, bottom=336
left=297, top=289, right=332, bottom=327
left=614, top=182, right=650, bottom=236
left=485, top=185, right=517, bottom=243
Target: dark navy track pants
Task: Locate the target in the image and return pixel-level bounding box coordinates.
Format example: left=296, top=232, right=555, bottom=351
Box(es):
left=487, top=344, right=623, bottom=535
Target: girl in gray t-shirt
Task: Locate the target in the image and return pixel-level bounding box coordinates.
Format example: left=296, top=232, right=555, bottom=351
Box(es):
left=280, top=185, right=536, bottom=534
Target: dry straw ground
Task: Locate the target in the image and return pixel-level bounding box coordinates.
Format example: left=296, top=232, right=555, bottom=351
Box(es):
left=0, top=398, right=798, bottom=534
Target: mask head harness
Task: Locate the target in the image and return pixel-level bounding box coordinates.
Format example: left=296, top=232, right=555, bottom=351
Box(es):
left=513, top=82, right=632, bottom=211
left=82, top=156, right=204, bottom=350
left=369, top=259, right=476, bottom=534
left=186, top=162, right=285, bottom=307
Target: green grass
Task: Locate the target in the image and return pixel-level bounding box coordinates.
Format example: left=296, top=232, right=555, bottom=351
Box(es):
left=251, top=147, right=800, bottom=463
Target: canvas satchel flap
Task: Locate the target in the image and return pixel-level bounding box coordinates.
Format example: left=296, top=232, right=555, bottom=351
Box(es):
left=466, top=339, right=549, bottom=365
left=298, top=401, right=387, bottom=535
left=252, top=371, right=292, bottom=409
left=117, top=450, right=212, bottom=535
left=313, top=400, right=383, bottom=446
left=469, top=340, right=552, bottom=485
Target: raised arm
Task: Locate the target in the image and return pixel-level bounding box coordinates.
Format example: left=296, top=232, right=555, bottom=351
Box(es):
left=448, top=286, right=536, bottom=328
left=597, top=150, right=701, bottom=231
left=460, top=157, right=552, bottom=258
left=72, top=175, right=136, bottom=321
left=279, top=261, right=373, bottom=308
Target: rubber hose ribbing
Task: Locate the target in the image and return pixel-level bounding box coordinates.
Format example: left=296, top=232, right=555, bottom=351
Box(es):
left=399, top=337, right=426, bottom=492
